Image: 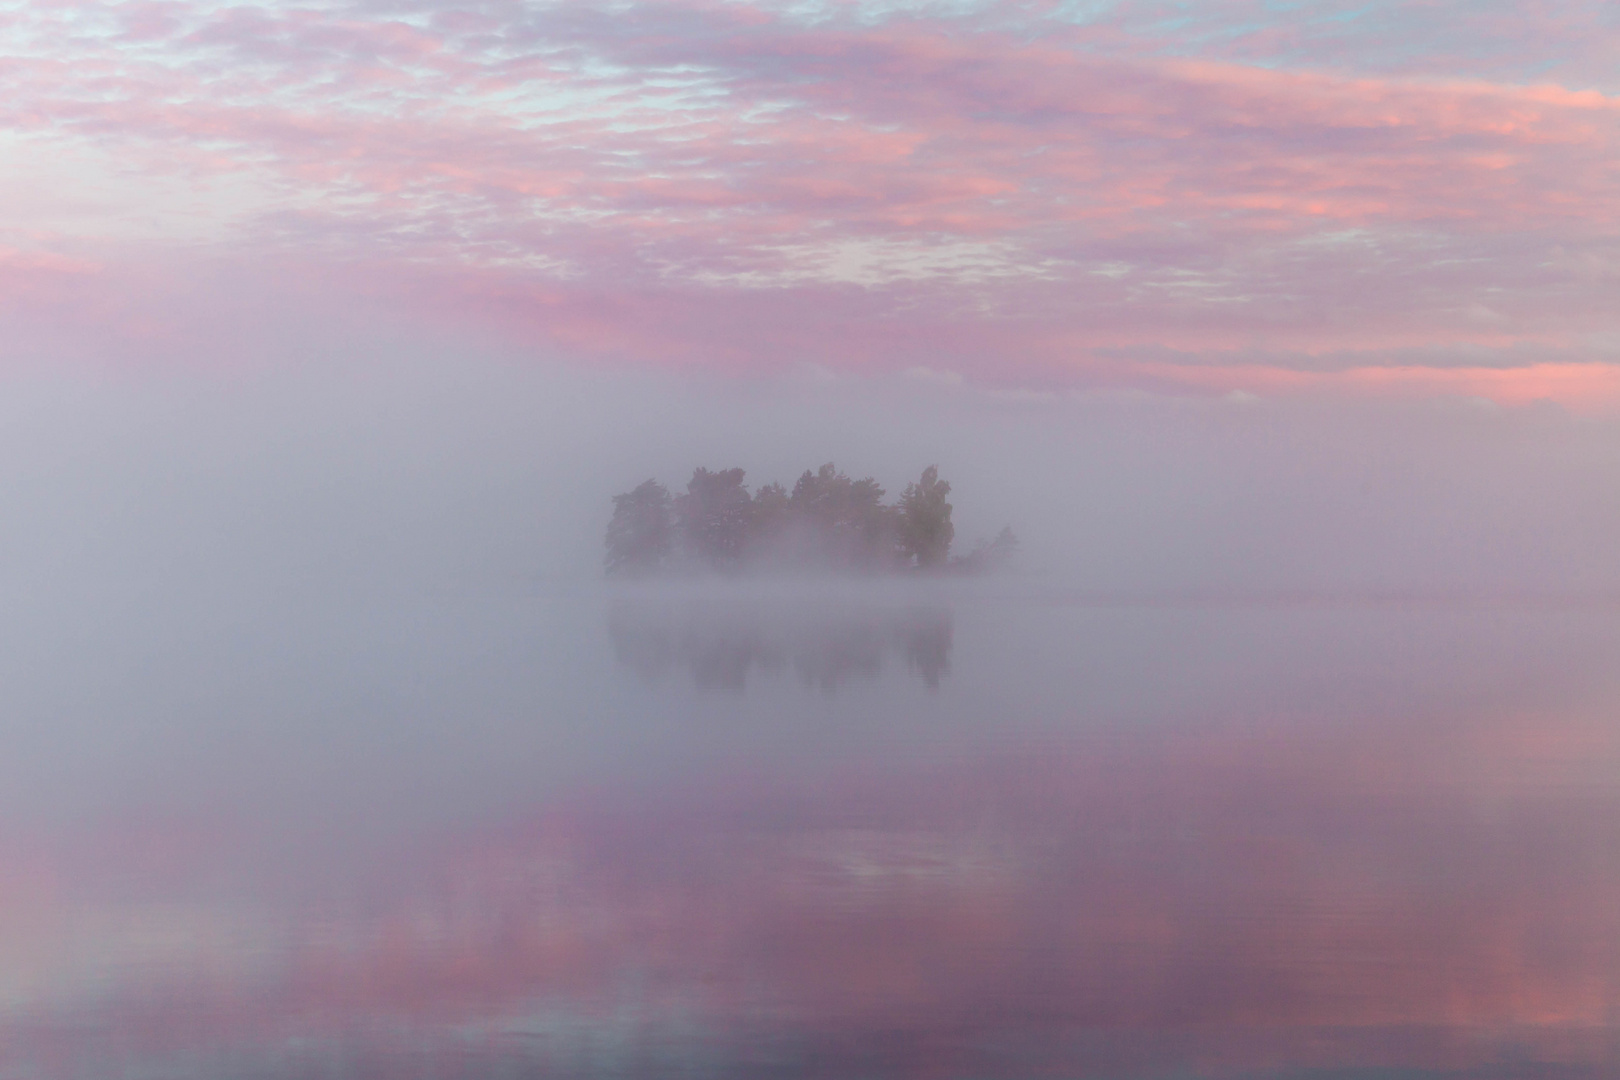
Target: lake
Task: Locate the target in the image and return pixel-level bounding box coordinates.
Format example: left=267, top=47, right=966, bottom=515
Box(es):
left=3, top=582, right=1619, bottom=1078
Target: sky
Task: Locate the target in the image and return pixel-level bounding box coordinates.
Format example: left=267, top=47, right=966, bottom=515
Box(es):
left=4, top=0, right=1620, bottom=400
left=3, top=0, right=1620, bottom=596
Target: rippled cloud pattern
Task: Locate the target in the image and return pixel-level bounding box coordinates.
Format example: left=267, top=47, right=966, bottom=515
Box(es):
left=5, top=0, right=1620, bottom=403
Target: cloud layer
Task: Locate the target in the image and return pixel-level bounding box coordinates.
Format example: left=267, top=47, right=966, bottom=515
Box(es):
left=4, top=0, right=1620, bottom=402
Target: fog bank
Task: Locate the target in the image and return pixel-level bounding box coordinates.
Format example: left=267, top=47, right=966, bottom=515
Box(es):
left=4, top=352, right=1616, bottom=604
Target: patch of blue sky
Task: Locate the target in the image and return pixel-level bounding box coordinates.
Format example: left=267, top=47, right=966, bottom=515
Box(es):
left=197, top=33, right=736, bottom=127
left=741, top=0, right=1000, bottom=26
left=992, top=0, right=1609, bottom=84
left=482, top=64, right=728, bottom=113
left=702, top=0, right=1414, bottom=73
left=569, top=84, right=741, bottom=130
left=557, top=1, right=1610, bottom=92
left=1042, top=1, right=1124, bottom=23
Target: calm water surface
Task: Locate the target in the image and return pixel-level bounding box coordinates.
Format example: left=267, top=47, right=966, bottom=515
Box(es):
left=3, top=585, right=1619, bottom=1078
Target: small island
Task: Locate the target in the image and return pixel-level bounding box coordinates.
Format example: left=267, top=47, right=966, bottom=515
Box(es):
left=606, top=463, right=1015, bottom=576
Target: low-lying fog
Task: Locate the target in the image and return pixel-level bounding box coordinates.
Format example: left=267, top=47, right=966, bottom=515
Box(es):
left=1, top=348, right=1617, bottom=830
left=6, top=351, right=1620, bottom=1077
left=6, top=349, right=1619, bottom=600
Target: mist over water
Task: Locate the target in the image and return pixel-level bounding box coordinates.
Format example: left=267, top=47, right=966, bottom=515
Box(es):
left=3, top=358, right=1620, bottom=1077
left=9, top=0, right=1620, bottom=1067
left=608, top=593, right=954, bottom=690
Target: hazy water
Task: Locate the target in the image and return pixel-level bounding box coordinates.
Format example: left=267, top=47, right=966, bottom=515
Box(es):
left=4, top=584, right=1620, bottom=1079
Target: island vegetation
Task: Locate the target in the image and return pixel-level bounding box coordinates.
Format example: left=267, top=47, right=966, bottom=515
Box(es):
left=606, top=463, right=1015, bottom=577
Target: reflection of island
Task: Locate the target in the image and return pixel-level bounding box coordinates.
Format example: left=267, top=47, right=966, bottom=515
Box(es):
left=608, top=601, right=953, bottom=690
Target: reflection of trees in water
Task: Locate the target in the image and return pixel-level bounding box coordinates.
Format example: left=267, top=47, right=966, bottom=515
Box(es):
left=608, top=602, right=953, bottom=691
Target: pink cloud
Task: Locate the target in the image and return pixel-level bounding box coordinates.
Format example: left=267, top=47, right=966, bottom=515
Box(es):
left=2, top=0, right=1618, bottom=404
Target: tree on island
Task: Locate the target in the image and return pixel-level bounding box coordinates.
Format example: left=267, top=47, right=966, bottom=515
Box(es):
left=675, top=467, right=753, bottom=568
left=787, top=463, right=897, bottom=570
left=748, top=481, right=791, bottom=557
left=605, top=462, right=1012, bottom=576
left=897, top=465, right=954, bottom=569
left=604, top=479, right=673, bottom=576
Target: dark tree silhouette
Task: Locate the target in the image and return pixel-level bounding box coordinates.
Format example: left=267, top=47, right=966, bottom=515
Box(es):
left=675, top=467, right=753, bottom=568
left=788, top=463, right=897, bottom=569
left=604, top=479, right=673, bottom=576
left=605, top=461, right=1003, bottom=576
left=747, top=482, right=791, bottom=560
left=897, top=465, right=954, bottom=569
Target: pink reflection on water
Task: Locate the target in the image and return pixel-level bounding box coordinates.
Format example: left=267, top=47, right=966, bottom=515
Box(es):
left=4, top=703, right=1620, bottom=1077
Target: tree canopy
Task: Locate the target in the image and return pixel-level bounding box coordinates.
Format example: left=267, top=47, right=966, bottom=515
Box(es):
left=897, top=465, right=954, bottom=569
left=603, top=479, right=673, bottom=577
left=604, top=463, right=1013, bottom=577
